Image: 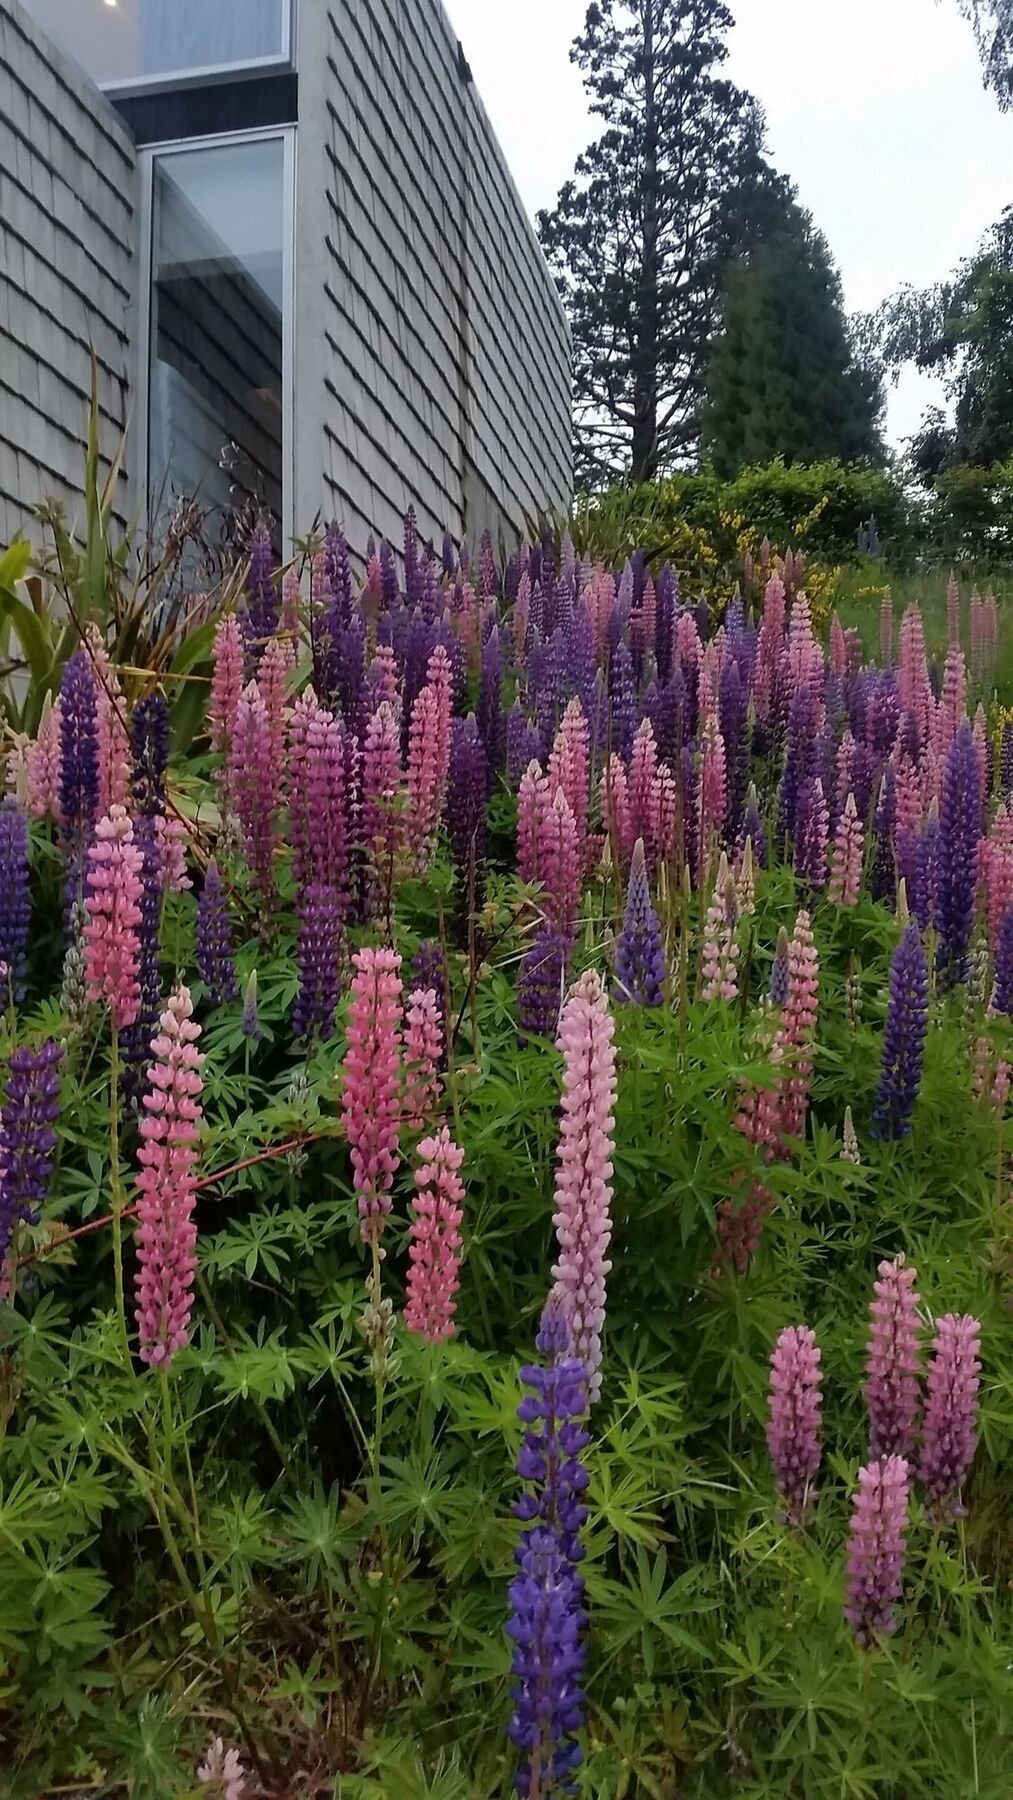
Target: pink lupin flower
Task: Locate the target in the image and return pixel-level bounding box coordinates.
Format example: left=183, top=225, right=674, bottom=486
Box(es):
left=697, top=712, right=727, bottom=886
left=362, top=700, right=403, bottom=906
left=864, top=1255, right=922, bottom=1460
left=754, top=577, right=786, bottom=723
left=844, top=1455, right=910, bottom=1646
left=281, top=565, right=302, bottom=642
left=155, top=813, right=191, bottom=894
left=828, top=792, right=864, bottom=906
left=600, top=754, right=633, bottom=869
left=700, top=853, right=740, bottom=1002
left=880, top=588, right=893, bottom=667
left=893, top=751, right=922, bottom=843
left=197, top=1737, right=246, bottom=1798
left=406, top=653, right=452, bottom=871
left=83, top=805, right=144, bottom=1029
left=787, top=591, right=820, bottom=695
left=917, top=1314, right=981, bottom=1520
left=946, top=570, right=960, bottom=647
left=209, top=615, right=245, bottom=805
left=933, top=644, right=967, bottom=759
left=550, top=969, right=618, bottom=1406
left=583, top=565, right=617, bottom=660
left=404, top=986, right=443, bottom=1130
left=538, top=787, right=581, bottom=941
left=518, top=759, right=551, bottom=888
left=898, top=604, right=932, bottom=748
left=341, top=946, right=403, bottom=1241
left=628, top=718, right=675, bottom=872
left=230, top=681, right=278, bottom=894
left=86, top=630, right=131, bottom=815
left=978, top=806, right=1013, bottom=944
left=367, top=642, right=400, bottom=712
left=767, top=1324, right=823, bottom=1525
left=25, top=694, right=62, bottom=822
left=548, top=698, right=590, bottom=863
left=425, top=643, right=454, bottom=775
left=778, top=909, right=819, bottom=1144
left=134, top=984, right=204, bottom=1369
left=829, top=613, right=847, bottom=678
left=404, top=1126, right=465, bottom=1344
left=258, top=635, right=290, bottom=773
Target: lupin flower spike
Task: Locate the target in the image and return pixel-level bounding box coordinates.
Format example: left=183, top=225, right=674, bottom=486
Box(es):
left=864, top=1256, right=922, bottom=1460
left=550, top=969, right=618, bottom=1406
left=341, top=946, right=403, bottom=1241
left=133, top=986, right=205, bottom=1370
left=767, top=1325, right=823, bottom=1525
left=917, top=1314, right=981, bottom=1521
left=844, top=1455, right=910, bottom=1647
left=83, top=806, right=145, bottom=1030
left=404, top=1126, right=465, bottom=1344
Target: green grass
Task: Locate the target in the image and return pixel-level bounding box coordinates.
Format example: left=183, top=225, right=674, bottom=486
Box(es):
left=829, top=562, right=1013, bottom=697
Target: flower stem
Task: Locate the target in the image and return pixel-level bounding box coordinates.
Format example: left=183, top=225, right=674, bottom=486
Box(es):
left=108, top=1024, right=130, bottom=1364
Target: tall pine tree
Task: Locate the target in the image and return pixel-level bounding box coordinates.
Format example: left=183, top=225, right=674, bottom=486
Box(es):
left=537, top=0, right=790, bottom=485
left=702, top=205, right=884, bottom=476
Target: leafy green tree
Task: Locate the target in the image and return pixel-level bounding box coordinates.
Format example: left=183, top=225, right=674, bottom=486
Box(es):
left=952, top=0, right=1013, bottom=105
left=701, top=206, right=884, bottom=476
left=537, top=0, right=790, bottom=486
left=874, top=208, right=1013, bottom=479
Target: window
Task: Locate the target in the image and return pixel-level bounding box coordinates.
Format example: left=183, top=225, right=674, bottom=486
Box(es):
left=22, top=0, right=293, bottom=93
left=143, top=132, right=292, bottom=546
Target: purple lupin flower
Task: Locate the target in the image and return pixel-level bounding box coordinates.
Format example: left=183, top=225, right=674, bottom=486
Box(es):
left=59, top=648, right=99, bottom=843
left=769, top=927, right=790, bottom=1007
left=507, top=702, right=543, bottom=786
left=478, top=624, right=504, bottom=776
left=0, top=1040, right=63, bottom=1263
left=246, top=524, right=279, bottom=649
left=864, top=1256, right=922, bottom=1461
left=655, top=564, right=678, bottom=683
left=737, top=785, right=768, bottom=870
left=869, top=768, right=897, bottom=904
left=517, top=927, right=569, bottom=1041
left=615, top=838, right=665, bottom=1007
left=0, top=798, right=31, bottom=1000
left=293, top=883, right=341, bottom=1043
left=937, top=724, right=982, bottom=986
left=767, top=1325, right=823, bottom=1526
left=130, top=693, right=169, bottom=817
left=992, top=904, right=1013, bottom=1014
left=1000, top=721, right=1013, bottom=803
left=325, top=522, right=355, bottom=634
left=506, top=1301, right=589, bottom=1798
left=608, top=640, right=636, bottom=761
left=917, top=1314, right=982, bottom=1521
left=447, top=715, right=488, bottom=941
left=196, top=859, right=239, bottom=1005
left=844, top=1455, right=910, bottom=1647
left=871, top=923, right=928, bottom=1140
left=777, top=685, right=816, bottom=845
left=241, top=970, right=263, bottom=1043
left=337, top=615, right=367, bottom=732
left=792, top=777, right=829, bottom=891
left=719, top=656, right=749, bottom=842
left=911, top=800, right=941, bottom=932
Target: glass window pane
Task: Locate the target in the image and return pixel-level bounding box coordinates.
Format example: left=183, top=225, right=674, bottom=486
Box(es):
left=148, top=138, right=286, bottom=539
left=21, top=0, right=289, bottom=90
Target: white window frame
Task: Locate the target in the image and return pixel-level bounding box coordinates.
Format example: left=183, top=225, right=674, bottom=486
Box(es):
left=136, top=124, right=297, bottom=553
left=102, top=0, right=296, bottom=97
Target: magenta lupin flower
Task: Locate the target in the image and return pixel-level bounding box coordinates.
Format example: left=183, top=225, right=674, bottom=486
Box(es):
left=518, top=759, right=550, bottom=889
left=259, top=635, right=291, bottom=772
left=83, top=805, right=145, bottom=1030
left=341, top=946, right=403, bottom=1241
left=778, top=909, right=819, bottom=1145
left=407, top=666, right=451, bottom=870
left=538, top=788, right=582, bottom=942
left=25, top=694, right=62, bottom=823
left=600, top=754, right=633, bottom=869
left=828, top=792, right=863, bottom=905
left=844, top=1455, right=910, bottom=1647
left=767, top=1325, right=823, bottom=1525
left=548, top=698, right=590, bottom=863
left=88, top=633, right=131, bottom=816
left=864, top=1256, right=922, bottom=1460
left=550, top=969, right=618, bottom=1407
left=917, top=1314, right=981, bottom=1521
left=230, top=681, right=278, bottom=894
left=404, top=986, right=443, bottom=1130
left=362, top=700, right=403, bottom=903
left=209, top=615, right=244, bottom=807
left=134, top=985, right=204, bottom=1370
left=404, top=1126, right=465, bottom=1344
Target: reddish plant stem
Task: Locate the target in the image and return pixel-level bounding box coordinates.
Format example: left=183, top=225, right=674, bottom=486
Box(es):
left=15, top=1131, right=332, bottom=1272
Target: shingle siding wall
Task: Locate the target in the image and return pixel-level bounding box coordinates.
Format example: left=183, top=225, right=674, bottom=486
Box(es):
left=0, top=0, right=136, bottom=548
left=295, top=0, right=571, bottom=557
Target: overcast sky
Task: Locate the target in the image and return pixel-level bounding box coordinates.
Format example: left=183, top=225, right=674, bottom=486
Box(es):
left=445, top=0, right=1013, bottom=450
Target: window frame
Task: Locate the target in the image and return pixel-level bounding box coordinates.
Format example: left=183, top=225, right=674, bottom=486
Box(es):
left=136, top=124, right=297, bottom=553
left=100, top=0, right=296, bottom=97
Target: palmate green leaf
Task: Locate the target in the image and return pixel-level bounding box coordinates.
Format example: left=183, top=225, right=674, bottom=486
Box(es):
left=587, top=1547, right=717, bottom=1676
left=209, top=1331, right=301, bottom=1404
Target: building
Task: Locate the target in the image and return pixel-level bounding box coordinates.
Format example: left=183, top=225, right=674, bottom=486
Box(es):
left=0, top=0, right=572, bottom=559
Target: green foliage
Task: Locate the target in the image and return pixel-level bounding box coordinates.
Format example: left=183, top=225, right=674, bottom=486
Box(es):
left=702, top=205, right=884, bottom=476
left=573, top=459, right=909, bottom=578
